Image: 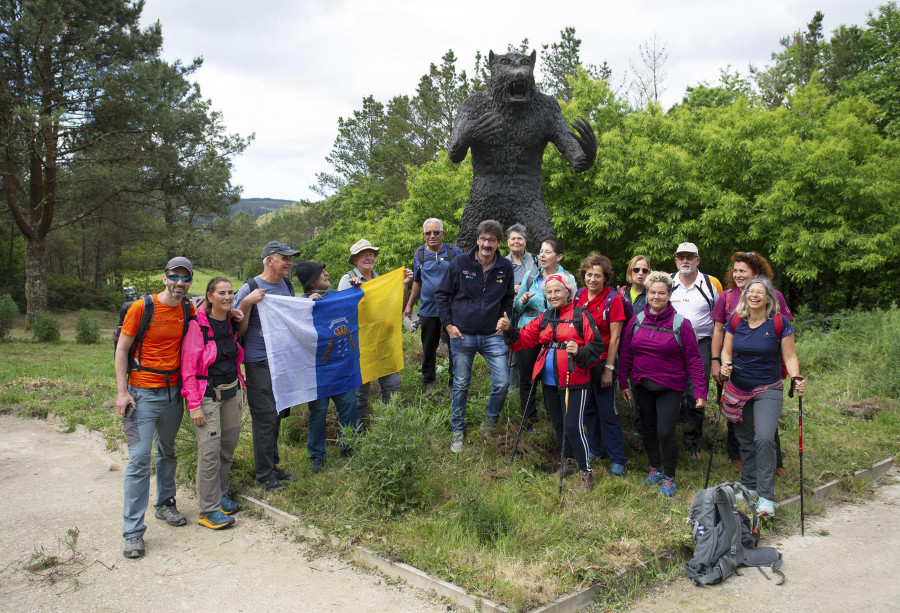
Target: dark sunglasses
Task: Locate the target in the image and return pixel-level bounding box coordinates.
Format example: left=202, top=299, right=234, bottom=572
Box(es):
left=166, top=274, right=193, bottom=283
left=424, top=230, right=443, bottom=236
left=632, top=267, right=650, bottom=274
left=738, top=251, right=756, bottom=258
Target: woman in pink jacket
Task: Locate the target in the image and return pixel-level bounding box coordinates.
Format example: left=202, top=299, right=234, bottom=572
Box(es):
left=181, top=277, right=246, bottom=530
left=619, top=271, right=707, bottom=498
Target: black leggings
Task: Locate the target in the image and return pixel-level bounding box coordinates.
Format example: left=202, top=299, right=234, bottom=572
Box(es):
left=634, top=382, right=682, bottom=479
left=517, top=345, right=541, bottom=426
left=542, top=384, right=590, bottom=471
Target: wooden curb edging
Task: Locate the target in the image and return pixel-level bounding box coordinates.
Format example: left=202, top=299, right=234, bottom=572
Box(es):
left=240, top=455, right=894, bottom=613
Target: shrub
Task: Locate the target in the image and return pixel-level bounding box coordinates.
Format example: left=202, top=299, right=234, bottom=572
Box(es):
left=349, top=398, right=444, bottom=515
left=32, top=313, right=60, bottom=343
left=0, top=294, right=18, bottom=340
left=75, top=309, right=101, bottom=344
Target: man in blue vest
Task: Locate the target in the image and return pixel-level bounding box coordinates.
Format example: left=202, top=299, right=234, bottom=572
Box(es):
left=404, top=218, right=462, bottom=390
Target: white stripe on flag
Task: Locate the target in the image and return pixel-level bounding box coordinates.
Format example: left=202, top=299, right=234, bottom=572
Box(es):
left=257, top=295, right=318, bottom=411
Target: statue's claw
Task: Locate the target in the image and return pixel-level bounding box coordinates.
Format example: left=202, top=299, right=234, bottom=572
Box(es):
left=570, top=115, right=597, bottom=169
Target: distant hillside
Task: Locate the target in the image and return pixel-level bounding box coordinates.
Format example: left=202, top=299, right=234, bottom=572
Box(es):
left=231, top=198, right=296, bottom=218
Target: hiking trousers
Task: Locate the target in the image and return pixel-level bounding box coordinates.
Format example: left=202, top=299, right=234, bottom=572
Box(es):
left=192, top=388, right=242, bottom=514
left=733, top=385, right=783, bottom=501
left=122, top=385, right=183, bottom=539
left=543, top=385, right=590, bottom=471
left=245, top=360, right=286, bottom=483
left=634, top=383, right=682, bottom=479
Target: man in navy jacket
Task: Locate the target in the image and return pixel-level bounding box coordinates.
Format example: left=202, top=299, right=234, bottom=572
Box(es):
left=435, top=219, right=515, bottom=453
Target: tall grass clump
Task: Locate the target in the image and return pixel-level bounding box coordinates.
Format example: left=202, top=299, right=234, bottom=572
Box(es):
left=349, top=398, right=444, bottom=515
left=75, top=309, right=101, bottom=344
left=796, top=306, right=900, bottom=400
left=32, top=313, right=60, bottom=343
left=454, top=479, right=517, bottom=545
left=0, top=294, right=17, bottom=340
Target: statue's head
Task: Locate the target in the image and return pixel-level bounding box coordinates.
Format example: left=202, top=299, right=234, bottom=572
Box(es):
left=488, top=50, right=536, bottom=106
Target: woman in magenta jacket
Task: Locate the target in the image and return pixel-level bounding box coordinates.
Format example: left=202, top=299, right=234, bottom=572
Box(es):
left=619, top=271, right=707, bottom=498
left=498, top=274, right=604, bottom=492
left=181, top=277, right=246, bottom=530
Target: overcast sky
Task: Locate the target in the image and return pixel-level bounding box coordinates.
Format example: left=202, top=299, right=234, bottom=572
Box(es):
left=139, top=0, right=883, bottom=202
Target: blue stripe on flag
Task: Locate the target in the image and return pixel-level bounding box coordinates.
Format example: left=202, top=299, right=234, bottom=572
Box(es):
left=312, top=287, right=364, bottom=399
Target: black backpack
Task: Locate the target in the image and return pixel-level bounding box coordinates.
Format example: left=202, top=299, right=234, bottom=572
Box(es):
left=114, top=295, right=192, bottom=379
left=685, top=482, right=785, bottom=586
left=671, top=271, right=717, bottom=311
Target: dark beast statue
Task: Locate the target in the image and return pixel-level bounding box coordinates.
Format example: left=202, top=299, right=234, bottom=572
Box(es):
left=448, top=50, right=597, bottom=249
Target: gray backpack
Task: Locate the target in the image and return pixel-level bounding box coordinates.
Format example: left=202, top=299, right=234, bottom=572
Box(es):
left=685, top=482, right=785, bottom=586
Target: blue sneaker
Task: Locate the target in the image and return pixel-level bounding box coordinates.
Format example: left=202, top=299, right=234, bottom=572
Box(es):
left=221, top=495, right=240, bottom=515
left=198, top=509, right=235, bottom=530
left=642, top=467, right=664, bottom=485
left=609, top=463, right=625, bottom=477
left=735, top=489, right=758, bottom=503
left=659, top=476, right=677, bottom=497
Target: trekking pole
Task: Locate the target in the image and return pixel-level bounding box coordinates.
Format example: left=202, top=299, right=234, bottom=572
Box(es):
left=510, top=376, right=538, bottom=463
left=558, top=353, right=574, bottom=495
left=789, top=376, right=805, bottom=536
left=703, top=382, right=725, bottom=489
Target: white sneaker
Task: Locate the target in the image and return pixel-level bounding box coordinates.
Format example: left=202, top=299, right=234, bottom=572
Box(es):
left=450, top=431, right=464, bottom=454
left=757, top=496, right=775, bottom=517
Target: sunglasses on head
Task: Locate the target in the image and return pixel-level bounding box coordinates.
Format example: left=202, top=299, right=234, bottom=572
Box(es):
left=738, top=251, right=756, bottom=258
left=424, top=230, right=443, bottom=236
left=632, top=267, right=650, bottom=274
left=166, top=274, right=192, bottom=283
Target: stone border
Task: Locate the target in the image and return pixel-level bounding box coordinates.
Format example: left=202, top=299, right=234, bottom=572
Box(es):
left=240, top=456, right=894, bottom=613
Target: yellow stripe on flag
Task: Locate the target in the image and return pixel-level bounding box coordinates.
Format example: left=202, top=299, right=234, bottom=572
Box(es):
left=358, top=267, right=405, bottom=383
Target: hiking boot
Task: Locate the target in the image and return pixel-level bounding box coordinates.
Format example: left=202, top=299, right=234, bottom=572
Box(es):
left=273, top=467, right=296, bottom=482
left=642, top=467, right=664, bottom=486
left=776, top=466, right=788, bottom=477
left=220, top=495, right=240, bottom=515
left=659, top=476, right=677, bottom=497
left=309, top=457, right=325, bottom=473
left=735, top=489, right=758, bottom=503
left=154, top=499, right=186, bottom=526
left=578, top=470, right=594, bottom=492
left=732, top=458, right=742, bottom=471
left=450, top=431, right=464, bottom=454
left=609, top=463, right=625, bottom=477
left=198, top=510, right=235, bottom=530
left=263, top=478, right=285, bottom=492
left=560, top=458, right=578, bottom=478
left=480, top=418, right=498, bottom=433
left=757, top=496, right=776, bottom=517
left=123, top=536, right=144, bottom=559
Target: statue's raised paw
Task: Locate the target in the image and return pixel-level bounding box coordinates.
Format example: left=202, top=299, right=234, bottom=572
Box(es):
left=469, top=112, right=504, bottom=142
left=569, top=116, right=597, bottom=171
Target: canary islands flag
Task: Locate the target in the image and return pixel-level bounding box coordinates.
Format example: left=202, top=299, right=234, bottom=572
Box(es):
left=257, top=267, right=405, bottom=411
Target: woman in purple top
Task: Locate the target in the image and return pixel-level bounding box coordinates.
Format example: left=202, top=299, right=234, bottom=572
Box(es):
left=619, top=272, right=707, bottom=498
left=720, top=277, right=805, bottom=517
left=710, top=251, right=793, bottom=471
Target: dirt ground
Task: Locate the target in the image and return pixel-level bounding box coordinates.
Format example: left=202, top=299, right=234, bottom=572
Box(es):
left=628, top=468, right=900, bottom=613
left=0, top=415, right=453, bottom=613
left=1, top=414, right=897, bottom=613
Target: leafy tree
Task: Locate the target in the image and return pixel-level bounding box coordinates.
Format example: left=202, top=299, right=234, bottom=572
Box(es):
left=540, top=27, right=605, bottom=102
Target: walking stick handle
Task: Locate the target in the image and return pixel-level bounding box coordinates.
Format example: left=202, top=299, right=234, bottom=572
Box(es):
left=789, top=375, right=804, bottom=398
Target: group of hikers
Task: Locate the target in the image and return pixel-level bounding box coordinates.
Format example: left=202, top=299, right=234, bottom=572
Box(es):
left=113, top=217, right=804, bottom=561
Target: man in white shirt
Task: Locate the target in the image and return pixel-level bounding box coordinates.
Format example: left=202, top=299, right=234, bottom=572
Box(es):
left=670, top=242, right=722, bottom=459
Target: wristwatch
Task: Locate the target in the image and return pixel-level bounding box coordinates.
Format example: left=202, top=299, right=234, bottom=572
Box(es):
left=604, top=364, right=615, bottom=371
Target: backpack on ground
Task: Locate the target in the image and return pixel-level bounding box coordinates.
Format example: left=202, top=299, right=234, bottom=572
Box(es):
left=113, top=295, right=192, bottom=377
left=685, top=481, right=785, bottom=586
left=671, top=271, right=717, bottom=311
left=631, top=311, right=685, bottom=351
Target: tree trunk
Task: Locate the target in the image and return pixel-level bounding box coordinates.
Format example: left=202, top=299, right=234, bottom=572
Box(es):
left=24, top=236, right=47, bottom=328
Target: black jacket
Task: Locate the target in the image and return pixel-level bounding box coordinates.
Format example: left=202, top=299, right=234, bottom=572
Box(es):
left=435, top=247, right=515, bottom=336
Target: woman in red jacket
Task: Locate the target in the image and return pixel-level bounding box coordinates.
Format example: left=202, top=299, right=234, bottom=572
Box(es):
left=497, top=274, right=604, bottom=491
left=181, top=277, right=246, bottom=530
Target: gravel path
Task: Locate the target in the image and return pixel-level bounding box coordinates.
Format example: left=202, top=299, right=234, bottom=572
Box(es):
left=0, top=415, right=452, bottom=613
left=628, top=467, right=900, bottom=613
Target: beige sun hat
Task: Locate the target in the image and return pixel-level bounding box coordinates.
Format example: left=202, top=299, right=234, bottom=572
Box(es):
left=348, top=239, right=380, bottom=264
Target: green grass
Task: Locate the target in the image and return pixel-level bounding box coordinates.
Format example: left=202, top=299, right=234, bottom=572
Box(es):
left=1, top=308, right=897, bottom=611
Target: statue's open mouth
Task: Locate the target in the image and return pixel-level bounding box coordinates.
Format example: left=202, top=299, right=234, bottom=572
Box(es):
left=508, top=79, right=530, bottom=102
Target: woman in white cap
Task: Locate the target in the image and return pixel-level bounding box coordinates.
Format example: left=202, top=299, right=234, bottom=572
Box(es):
left=337, top=239, right=413, bottom=427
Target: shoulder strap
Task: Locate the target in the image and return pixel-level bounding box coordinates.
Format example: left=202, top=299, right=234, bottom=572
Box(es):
left=246, top=277, right=258, bottom=292
left=134, top=295, right=155, bottom=345
left=284, top=277, right=294, bottom=296
left=631, top=310, right=646, bottom=338
left=773, top=312, right=784, bottom=342
left=181, top=299, right=191, bottom=337
left=729, top=312, right=741, bottom=332
left=632, top=311, right=683, bottom=350
left=672, top=313, right=684, bottom=349
left=575, top=287, right=587, bottom=304
left=670, top=271, right=681, bottom=292
left=416, top=245, right=425, bottom=266
left=448, top=244, right=458, bottom=261
left=696, top=273, right=716, bottom=310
